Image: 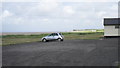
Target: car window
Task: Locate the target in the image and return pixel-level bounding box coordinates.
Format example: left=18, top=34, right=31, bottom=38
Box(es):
left=54, top=33, right=58, bottom=36
left=59, top=33, right=62, bottom=35
left=51, top=33, right=57, bottom=36
left=48, top=33, right=59, bottom=36
left=48, top=34, right=51, bottom=36
left=59, top=33, right=63, bottom=36
left=48, top=34, right=53, bottom=36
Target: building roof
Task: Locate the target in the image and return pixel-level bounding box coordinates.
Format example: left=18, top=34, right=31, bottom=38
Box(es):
left=104, top=18, right=120, bottom=25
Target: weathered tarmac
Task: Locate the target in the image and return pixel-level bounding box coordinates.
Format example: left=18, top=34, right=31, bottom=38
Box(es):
left=2, top=38, right=119, bottom=66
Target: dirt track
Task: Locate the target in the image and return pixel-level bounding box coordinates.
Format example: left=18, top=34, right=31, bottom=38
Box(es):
left=2, top=38, right=119, bottom=66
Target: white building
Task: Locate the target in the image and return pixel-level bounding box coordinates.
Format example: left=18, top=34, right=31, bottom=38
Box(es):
left=104, top=18, right=120, bottom=37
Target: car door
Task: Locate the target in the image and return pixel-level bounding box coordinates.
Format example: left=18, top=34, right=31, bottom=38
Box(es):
left=50, top=34, right=54, bottom=40
left=53, top=33, right=59, bottom=39
left=47, top=34, right=54, bottom=40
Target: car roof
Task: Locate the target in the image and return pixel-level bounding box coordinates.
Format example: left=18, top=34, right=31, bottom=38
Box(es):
left=51, top=32, right=59, bottom=33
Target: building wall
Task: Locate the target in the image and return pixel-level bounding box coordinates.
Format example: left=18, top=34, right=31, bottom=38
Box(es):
left=104, top=25, right=120, bottom=36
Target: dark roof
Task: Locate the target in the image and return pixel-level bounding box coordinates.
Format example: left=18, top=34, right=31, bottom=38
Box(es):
left=104, top=18, right=120, bottom=25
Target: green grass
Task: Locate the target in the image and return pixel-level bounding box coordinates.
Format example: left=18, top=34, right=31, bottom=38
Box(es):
left=1, top=34, right=50, bottom=46
left=2, top=34, right=49, bottom=38
left=1, top=31, right=104, bottom=46
left=62, top=32, right=104, bottom=40
left=2, top=38, right=40, bottom=46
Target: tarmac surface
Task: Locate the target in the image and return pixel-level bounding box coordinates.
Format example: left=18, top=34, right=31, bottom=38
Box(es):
left=2, top=38, right=119, bottom=66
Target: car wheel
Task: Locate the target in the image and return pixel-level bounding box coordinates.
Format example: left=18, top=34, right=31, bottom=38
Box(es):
left=61, top=39, right=63, bottom=41
left=58, top=38, right=63, bottom=41
left=42, top=38, right=47, bottom=42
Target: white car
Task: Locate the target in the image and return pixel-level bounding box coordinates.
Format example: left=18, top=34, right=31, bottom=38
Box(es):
left=41, top=33, right=64, bottom=42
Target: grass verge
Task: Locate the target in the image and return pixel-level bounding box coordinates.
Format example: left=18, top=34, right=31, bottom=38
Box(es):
left=1, top=32, right=104, bottom=46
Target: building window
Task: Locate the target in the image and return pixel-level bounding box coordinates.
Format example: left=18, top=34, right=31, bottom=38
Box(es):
left=115, top=25, right=120, bottom=29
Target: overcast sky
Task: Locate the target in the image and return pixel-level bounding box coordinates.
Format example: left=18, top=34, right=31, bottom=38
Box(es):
left=1, top=0, right=118, bottom=32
